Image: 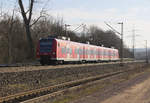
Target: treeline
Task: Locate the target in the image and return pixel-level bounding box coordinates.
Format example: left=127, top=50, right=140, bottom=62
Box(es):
left=0, top=15, right=132, bottom=64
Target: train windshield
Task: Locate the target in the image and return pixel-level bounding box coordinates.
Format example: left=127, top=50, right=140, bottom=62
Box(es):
left=39, top=39, right=53, bottom=53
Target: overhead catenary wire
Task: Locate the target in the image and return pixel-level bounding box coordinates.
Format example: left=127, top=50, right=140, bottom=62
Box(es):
left=104, top=21, right=124, bottom=66
left=72, top=23, right=85, bottom=32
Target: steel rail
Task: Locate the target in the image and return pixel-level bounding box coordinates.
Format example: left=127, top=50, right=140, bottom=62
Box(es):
left=0, top=60, right=144, bottom=68
left=0, top=68, right=134, bottom=103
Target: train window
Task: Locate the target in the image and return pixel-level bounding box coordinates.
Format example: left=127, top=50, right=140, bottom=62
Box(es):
left=68, top=48, right=69, bottom=54
left=98, top=50, right=100, bottom=56
left=112, top=51, right=115, bottom=56
left=61, top=47, right=66, bottom=54
left=91, top=50, right=94, bottom=55
left=93, top=50, right=95, bottom=55
left=96, top=50, right=98, bottom=55
left=90, top=50, right=92, bottom=55
left=108, top=51, right=111, bottom=56
left=83, top=49, right=86, bottom=54
left=61, top=48, right=63, bottom=54
left=94, top=50, right=95, bottom=55
left=87, top=50, right=90, bottom=55
left=106, top=51, right=108, bottom=56
left=103, top=50, right=105, bottom=56
left=98, top=51, right=100, bottom=55
left=39, top=39, right=53, bottom=53
left=78, top=49, right=80, bottom=54
left=65, top=48, right=67, bottom=54
left=113, top=52, right=115, bottom=56
left=111, top=52, right=113, bottom=56
left=92, top=50, right=93, bottom=55
left=67, top=48, right=69, bottom=54
left=77, top=49, right=79, bottom=54
left=109, top=52, right=111, bottom=56
left=76, top=49, right=78, bottom=54
left=100, top=50, right=102, bottom=56
left=70, top=48, right=72, bottom=54
left=86, top=49, right=88, bottom=55
left=81, top=49, right=83, bottom=55
left=104, top=50, right=107, bottom=56
left=100, top=50, right=102, bottom=55
left=110, top=51, right=112, bottom=56
left=79, top=49, right=82, bottom=55
left=95, top=50, right=96, bottom=55
left=75, top=49, right=77, bottom=54
left=90, top=50, right=91, bottom=55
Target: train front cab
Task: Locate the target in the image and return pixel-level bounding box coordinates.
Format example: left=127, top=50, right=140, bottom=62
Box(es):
left=36, top=38, right=57, bottom=65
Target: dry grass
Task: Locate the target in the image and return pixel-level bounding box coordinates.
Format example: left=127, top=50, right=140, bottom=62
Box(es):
left=48, top=67, right=150, bottom=103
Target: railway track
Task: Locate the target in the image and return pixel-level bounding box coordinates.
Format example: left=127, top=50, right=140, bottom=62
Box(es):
left=0, top=60, right=145, bottom=68
left=0, top=60, right=145, bottom=74
left=0, top=62, right=41, bottom=68
left=0, top=68, right=136, bottom=103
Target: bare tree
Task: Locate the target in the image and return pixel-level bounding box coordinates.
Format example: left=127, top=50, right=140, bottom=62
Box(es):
left=18, top=0, right=35, bottom=57
left=18, top=0, right=50, bottom=58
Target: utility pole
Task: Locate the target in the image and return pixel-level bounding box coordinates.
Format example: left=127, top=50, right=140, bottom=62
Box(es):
left=131, top=27, right=139, bottom=60
left=65, top=24, right=71, bottom=37
left=118, top=22, right=124, bottom=65
left=82, top=24, right=86, bottom=37
left=145, top=40, right=149, bottom=63
left=132, top=29, right=135, bottom=59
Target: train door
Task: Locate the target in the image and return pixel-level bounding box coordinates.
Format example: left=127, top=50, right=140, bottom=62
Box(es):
left=66, top=43, right=70, bottom=61
left=76, top=44, right=80, bottom=61
left=83, top=45, right=86, bottom=61
left=99, top=48, right=103, bottom=61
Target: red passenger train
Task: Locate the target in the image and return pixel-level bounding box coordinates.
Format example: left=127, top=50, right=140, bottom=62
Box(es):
left=36, top=37, right=119, bottom=65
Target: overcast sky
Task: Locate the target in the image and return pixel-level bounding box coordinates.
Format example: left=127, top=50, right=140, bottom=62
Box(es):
left=2, top=0, right=150, bottom=48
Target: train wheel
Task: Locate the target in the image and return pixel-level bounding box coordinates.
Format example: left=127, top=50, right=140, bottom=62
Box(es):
left=59, top=60, right=64, bottom=64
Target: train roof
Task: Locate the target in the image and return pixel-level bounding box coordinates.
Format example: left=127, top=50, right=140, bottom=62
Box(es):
left=55, top=38, right=118, bottom=51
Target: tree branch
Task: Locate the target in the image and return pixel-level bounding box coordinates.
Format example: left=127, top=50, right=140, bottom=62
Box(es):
left=18, top=0, right=28, bottom=24
left=30, top=15, right=45, bottom=27
left=28, top=0, right=34, bottom=23
left=25, top=9, right=30, bottom=14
